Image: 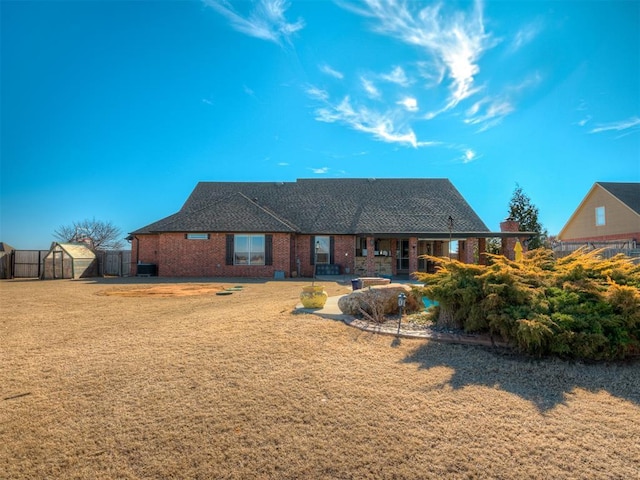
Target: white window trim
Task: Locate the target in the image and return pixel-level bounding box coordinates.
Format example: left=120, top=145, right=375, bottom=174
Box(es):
left=595, top=206, right=606, bottom=226
left=186, top=233, right=210, bottom=240
left=315, top=235, right=330, bottom=264
left=234, top=234, right=265, bottom=266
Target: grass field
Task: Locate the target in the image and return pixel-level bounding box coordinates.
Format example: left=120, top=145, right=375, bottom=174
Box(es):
left=1, top=278, right=639, bottom=479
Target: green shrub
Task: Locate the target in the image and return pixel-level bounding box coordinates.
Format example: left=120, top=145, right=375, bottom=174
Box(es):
left=416, top=249, right=640, bottom=360
left=516, top=315, right=554, bottom=356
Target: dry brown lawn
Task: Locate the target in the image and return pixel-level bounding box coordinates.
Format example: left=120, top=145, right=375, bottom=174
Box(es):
left=1, top=278, right=639, bottom=479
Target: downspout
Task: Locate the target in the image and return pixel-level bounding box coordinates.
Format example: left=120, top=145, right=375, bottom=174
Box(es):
left=293, top=234, right=300, bottom=278
left=133, top=236, right=140, bottom=264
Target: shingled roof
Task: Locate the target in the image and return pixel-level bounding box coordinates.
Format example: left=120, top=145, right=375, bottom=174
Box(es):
left=598, top=182, right=640, bottom=215
left=132, top=178, right=490, bottom=236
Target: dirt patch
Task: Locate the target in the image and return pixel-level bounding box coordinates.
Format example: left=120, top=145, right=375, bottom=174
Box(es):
left=97, top=283, right=238, bottom=297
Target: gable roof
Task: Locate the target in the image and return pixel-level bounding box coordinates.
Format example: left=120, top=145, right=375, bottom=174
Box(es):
left=0, top=242, right=14, bottom=252
left=139, top=192, right=298, bottom=234
left=48, top=242, right=96, bottom=259
left=597, top=182, right=640, bottom=215
left=557, top=182, right=640, bottom=239
left=132, top=178, right=490, bottom=236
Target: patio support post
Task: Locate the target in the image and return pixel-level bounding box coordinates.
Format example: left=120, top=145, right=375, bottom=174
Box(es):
left=459, top=239, right=477, bottom=264
left=390, top=239, right=397, bottom=276
left=409, top=237, right=418, bottom=276
left=366, top=236, right=375, bottom=276
left=500, top=218, right=520, bottom=261
left=478, top=237, right=487, bottom=265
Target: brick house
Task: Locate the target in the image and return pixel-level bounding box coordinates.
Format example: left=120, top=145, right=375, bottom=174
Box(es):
left=558, top=182, right=640, bottom=248
left=129, top=178, right=522, bottom=278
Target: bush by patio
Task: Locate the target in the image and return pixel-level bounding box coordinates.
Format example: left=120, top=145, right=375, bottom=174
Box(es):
left=338, top=284, right=421, bottom=321
left=415, top=248, right=640, bottom=361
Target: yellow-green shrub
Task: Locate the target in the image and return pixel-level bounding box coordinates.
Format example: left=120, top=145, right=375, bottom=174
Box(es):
left=416, top=249, right=640, bottom=360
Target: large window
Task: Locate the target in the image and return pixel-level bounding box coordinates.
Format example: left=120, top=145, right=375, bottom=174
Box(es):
left=234, top=234, right=265, bottom=265
left=315, top=236, right=330, bottom=264
left=595, top=206, right=606, bottom=226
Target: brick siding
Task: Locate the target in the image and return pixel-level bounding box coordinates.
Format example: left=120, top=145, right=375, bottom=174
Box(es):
left=132, top=233, right=357, bottom=278
left=132, top=232, right=291, bottom=278
left=294, top=234, right=355, bottom=278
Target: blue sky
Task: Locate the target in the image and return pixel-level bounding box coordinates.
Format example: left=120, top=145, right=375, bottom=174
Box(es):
left=1, top=0, right=639, bottom=250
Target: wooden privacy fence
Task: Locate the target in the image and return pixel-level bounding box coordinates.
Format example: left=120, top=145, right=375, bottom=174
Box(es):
left=97, top=250, right=132, bottom=277
left=7, top=250, right=48, bottom=278
left=554, top=245, right=640, bottom=263
left=4, top=249, right=132, bottom=278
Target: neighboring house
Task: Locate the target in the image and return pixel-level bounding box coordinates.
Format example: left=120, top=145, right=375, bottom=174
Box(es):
left=129, top=178, right=522, bottom=278
left=558, top=182, right=640, bottom=248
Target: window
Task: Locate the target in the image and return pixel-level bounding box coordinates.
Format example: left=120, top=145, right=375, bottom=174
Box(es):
left=225, top=234, right=272, bottom=266
left=315, top=236, right=330, bottom=264
left=234, top=234, right=265, bottom=265
left=186, top=233, right=209, bottom=240
left=374, top=238, right=391, bottom=256
left=356, top=237, right=367, bottom=256
left=595, top=206, right=606, bottom=226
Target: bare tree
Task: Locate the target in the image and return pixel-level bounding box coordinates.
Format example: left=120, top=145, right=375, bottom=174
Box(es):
left=54, top=218, right=124, bottom=250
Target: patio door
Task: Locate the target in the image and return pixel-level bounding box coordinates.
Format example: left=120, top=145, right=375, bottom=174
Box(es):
left=396, top=239, right=410, bottom=273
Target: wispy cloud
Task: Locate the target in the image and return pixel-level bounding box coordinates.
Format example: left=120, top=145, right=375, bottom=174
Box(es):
left=277, top=162, right=289, bottom=166
left=361, top=77, right=381, bottom=99
left=465, top=97, right=514, bottom=131
left=305, top=85, right=329, bottom=101
left=576, top=116, right=591, bottom=127
left=462, top=149, right=477, bottom=163
left=311, top=167, right=329, bottom=174
left=320, top=64, right=344, bottom=79
left=340, top=0, right=493, bottom=113
left=381, top=66, right=410, bottom=86
left=417, top=60, right=446, bottom=87
left=508, top=20, right=543, bottom=53
left=203, top=0, right=304, bottom=45
left=463, top=72, right=541, bottom=131
left=576, top=100, right=589, bottom=111
left=397, top=97, right=418, bottom=112
left=589, top=116, right=640, bottom=134
left=313, top=95, right=434, bottom=148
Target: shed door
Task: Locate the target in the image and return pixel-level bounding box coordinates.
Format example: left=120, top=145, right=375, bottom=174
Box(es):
left=53, top=251, right=64, bottom=279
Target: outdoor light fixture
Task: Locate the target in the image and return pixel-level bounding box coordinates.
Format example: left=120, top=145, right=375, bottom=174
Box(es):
left=344, top=252, right=349, bottom=280
left=397, top=293, right=407, bottom=335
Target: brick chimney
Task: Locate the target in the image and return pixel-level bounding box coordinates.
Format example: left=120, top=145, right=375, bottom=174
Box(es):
left=500, top=218, right=520, bottom=260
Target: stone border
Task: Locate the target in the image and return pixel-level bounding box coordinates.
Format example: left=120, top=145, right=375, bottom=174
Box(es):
left=296, top=294, right=509, bottom=348
left=344, top=318, right=508, bottom=347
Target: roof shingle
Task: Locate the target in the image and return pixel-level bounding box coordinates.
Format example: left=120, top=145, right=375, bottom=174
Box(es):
left=597, top=182, right=640, bottom=215
left=132, top=178, right=489, bottom=235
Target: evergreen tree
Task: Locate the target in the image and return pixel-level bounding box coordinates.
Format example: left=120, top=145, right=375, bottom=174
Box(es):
left=508, top=184, right=548, bottom=249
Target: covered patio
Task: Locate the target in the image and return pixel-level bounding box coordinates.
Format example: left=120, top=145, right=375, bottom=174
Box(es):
left=352, top=219, right=532, bottom=278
